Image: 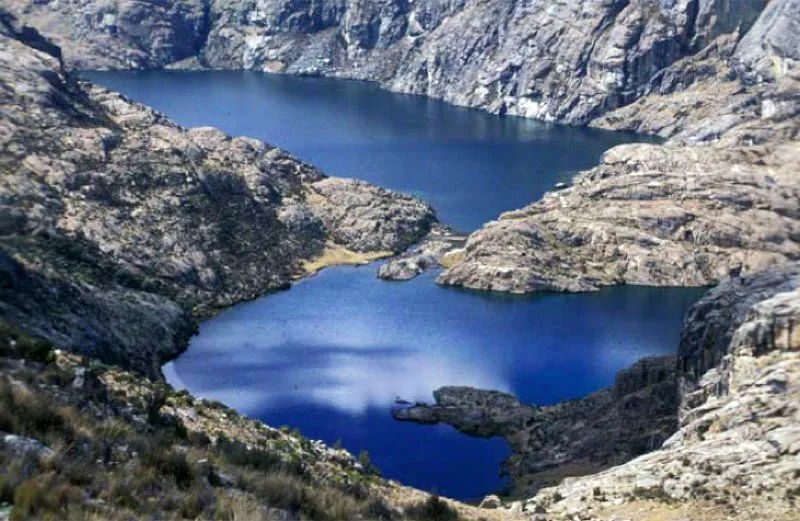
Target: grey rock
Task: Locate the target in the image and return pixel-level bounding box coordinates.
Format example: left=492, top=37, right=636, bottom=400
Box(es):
left=733, top=0, right=800, bottom=84
left=479, top=494, right=502, bottom=509
left=2, top=0, right=209, bottom=69
left=3, top=0, right=774, bottom=126
left=0, top=433, right=54, bottom=458
left=438, top=135, right=800, bottom=293
left=5, top=0, right=799, bottom=301
left=523, top=264, right=800, bottom=518
left=308, top=177, right=435, bottom=253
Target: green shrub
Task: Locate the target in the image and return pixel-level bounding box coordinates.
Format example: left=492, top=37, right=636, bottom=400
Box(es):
left=243, top=472, right=305, bottom=512
left=405, top=495, right=459, bottom=521
left=0, top=376, right=70, bottom=443
left=141, top=442, right=195, bottom=490
left=358, top=450, right=381, bottom=477
left=0, top=475, right=16, bottom=503
left=217, top=439, right=286, bottom=473
left=181, top=486, right=216, bottom=519
left=187, top=430, right=211, bottom=447
left=0, top=322, right=54, bottom=364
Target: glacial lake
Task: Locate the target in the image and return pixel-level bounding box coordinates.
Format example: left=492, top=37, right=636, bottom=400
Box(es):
left=86, top=71, right=706, bottom=499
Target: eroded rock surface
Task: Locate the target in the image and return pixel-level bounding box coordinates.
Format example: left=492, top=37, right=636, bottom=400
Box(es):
left=1, top=0, right=779, bottom=125
left=438, top=135, right=800, bottom=293
left=437, top=0, right=800, bottom=293
left=5, top=0, right=799, bottom=295
left=0, top=18, right=434, bottom=377
left=409, top=266, right=799, bottom=519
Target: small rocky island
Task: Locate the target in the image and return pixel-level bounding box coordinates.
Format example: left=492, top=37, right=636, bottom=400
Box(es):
left=1, top=0, right=798, bottom=520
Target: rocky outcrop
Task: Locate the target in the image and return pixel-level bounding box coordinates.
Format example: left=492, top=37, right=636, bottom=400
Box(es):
left=0, top=18, right=435, bottom=377
left=437, top=1, right=800, bottom=293
left=396, top=265, right=800, bottom=517
left=1, top=0, right=210, bottom=70
left=394, top=355, right=681, bottom=492
left=0, top=331, right=522, bottom=521
left=438, top=133, right=800, bottom=293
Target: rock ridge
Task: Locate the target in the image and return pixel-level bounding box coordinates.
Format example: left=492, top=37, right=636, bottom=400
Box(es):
left=394, top=355, right=681, bottom=492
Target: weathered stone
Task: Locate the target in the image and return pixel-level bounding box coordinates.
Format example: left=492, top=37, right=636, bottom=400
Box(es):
left=377, top=227, right=463, bottom=281
left=523, top=265, right=800, bottom=519
left=5, top=1, right=799, bottom=297
left=0, top=433, right=53, bottom=458
left=479, top=494, right=502, bottom=509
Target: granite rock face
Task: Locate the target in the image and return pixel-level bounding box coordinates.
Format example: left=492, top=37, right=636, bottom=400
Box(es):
left=0, top=0, right=775, bottom=124
left=437, top=1, right=800, bottom=293
left=438, top=135, right=800, bottom=293
left=394, top=356, right=681, bottom=492
left=2, top=0, right=210, bottom=70
left=0, top=19, right=435, bottom=377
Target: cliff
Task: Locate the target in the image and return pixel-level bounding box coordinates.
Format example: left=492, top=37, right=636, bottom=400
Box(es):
left=0, top=0, right=783, bottom=125
left=0, top=15, right=435, bottom=377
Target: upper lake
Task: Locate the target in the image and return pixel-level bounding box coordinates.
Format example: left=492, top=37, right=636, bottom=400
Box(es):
left=86, top=71, right=705, bottom=499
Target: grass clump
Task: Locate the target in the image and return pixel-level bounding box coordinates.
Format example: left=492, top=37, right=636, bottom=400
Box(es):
left=0, top=322, right=54, bottom=364
left=405, top=495, right=460, bottom=521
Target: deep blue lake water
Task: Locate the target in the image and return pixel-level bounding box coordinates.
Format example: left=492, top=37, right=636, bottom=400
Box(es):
left=86, top=71, right=705, bottom=500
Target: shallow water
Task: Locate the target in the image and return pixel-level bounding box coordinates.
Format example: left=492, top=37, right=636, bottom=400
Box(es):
left=87, top=70, right=704, bottom=499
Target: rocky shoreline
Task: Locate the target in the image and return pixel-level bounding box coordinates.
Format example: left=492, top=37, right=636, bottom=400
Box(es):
left=394, top=355, right=681, bottom=493
left=396, top=265, right=800, bottom=520
left=4, top=0, right=799, bottom=294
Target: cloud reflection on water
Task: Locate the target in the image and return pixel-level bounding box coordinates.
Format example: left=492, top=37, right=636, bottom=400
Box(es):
left=168, top=338, right=509, bottom=415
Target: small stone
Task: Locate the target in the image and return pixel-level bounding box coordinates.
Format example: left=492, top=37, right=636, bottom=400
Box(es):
left=479, top=494, right=502, bottom=509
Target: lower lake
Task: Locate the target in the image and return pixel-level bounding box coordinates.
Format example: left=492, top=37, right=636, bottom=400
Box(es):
left=86, top=70, right=706, bottom=499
